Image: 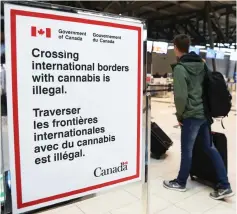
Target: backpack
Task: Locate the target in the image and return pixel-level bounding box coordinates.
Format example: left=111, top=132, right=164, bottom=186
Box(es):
left=203, top=65, right=232, bottom=120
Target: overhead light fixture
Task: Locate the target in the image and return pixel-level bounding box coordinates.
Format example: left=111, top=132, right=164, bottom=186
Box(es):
left=195, top=45, right=206, bottom=49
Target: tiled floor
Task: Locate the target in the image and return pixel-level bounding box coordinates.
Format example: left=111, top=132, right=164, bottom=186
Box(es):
left=38, top=95, right=236, bottom=214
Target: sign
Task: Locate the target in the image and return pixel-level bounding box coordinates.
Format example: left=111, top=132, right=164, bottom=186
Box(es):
left=189, top=46, right=200, bottom=55
left=230, top=51, right=237, bottom=61
left=4, top=4, right=143, bottom=213
left=206, top=48, right=216, bottom=59
left=153, top=41, right=168, bottom=54
left=215, top=51, right=225, bottom=59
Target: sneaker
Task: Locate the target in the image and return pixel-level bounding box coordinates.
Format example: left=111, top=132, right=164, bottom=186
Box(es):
left=210, top=188, right=234, bottom=200
left=163, top=179, right=186, bottom=192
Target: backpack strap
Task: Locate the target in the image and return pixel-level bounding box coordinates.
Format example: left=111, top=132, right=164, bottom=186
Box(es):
left=221, top=116, right=228, bottom=129
left=221, top=118, right=225, bottom=129
left=203, top=63, right=212, bottom=77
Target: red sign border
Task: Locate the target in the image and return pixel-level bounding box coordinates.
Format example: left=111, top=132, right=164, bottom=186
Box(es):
left=10, top=9, right=142, bottom=209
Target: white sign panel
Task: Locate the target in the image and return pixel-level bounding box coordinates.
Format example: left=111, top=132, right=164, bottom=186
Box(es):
left=230, top=51, right=237, bottom=61
left=4, top=4, right=143, bottom=213
left=152, top=41, right=168, bottom=54
left=147, top=41, right=153, bottom=53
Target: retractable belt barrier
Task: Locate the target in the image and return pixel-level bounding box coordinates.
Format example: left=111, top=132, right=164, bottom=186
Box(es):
left=144, top=83, right=174, bottom=94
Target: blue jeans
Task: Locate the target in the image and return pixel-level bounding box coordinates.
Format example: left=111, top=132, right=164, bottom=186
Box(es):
left=177, top=118, right=230, bottom=189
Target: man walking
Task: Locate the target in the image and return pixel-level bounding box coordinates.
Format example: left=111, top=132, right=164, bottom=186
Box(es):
left=163, top=34, right=234, bottom=200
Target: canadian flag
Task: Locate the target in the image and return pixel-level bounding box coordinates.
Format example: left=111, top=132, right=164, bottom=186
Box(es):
left=31, top=26, right=51, bottom=38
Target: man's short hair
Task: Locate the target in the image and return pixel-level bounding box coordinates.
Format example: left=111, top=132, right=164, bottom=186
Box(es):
left=173, top=34, right=190, bottom=53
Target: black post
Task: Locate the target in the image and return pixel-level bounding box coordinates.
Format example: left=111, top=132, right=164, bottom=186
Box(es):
left=185, top=23, right=188, bottom=34
left=196, top=17, right=199, bottom=33
left=206, top=1, right=216, bottom=72
left=226, top=7, right=230, bottom=41
left=203, top=12, right=206, bottom=39
left=226, top=54, right=230, bottom=82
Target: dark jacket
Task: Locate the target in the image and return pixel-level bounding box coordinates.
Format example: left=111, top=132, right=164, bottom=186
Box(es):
left=172, top=52, right=206, bottom=122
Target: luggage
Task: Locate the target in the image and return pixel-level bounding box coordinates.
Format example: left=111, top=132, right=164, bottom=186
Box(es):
left=151, top=122, right=173, bottom=159
left=190, top=132, right=228, bottom=185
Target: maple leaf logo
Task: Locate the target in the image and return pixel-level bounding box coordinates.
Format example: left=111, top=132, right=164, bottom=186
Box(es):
left=122, top=161, right=128, bottom=165
left=38, top=29, right=45, bottom=35
left=31, top=26, right=51, bottom=38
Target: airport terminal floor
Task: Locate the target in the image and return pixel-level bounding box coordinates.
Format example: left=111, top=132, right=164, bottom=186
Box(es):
left=35, top=94, right=236, bottom=214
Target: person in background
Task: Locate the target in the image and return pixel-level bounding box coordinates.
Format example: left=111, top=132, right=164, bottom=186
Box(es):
left=1, top=19, right=5, bottom=64
left=163, top=34, right=234, bottom=200
left=1, top=20, right=7, bottom=115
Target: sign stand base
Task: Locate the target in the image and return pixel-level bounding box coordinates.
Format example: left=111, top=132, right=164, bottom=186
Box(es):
left=1, top=171, right=12, bottom=214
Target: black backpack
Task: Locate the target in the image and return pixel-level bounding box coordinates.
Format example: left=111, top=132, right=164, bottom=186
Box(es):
left=203, top=65, right=232, bottom=120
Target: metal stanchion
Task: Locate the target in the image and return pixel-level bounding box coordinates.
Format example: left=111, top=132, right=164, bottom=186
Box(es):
left=141, top=83, right=173, bottom=214
left=1, top=64, right=12, bottom=214
left=142, top=92, right=151, bottom=214
left=0, top=65, right=6, bottom=213
left=0, top=80, right=4, bottom=214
